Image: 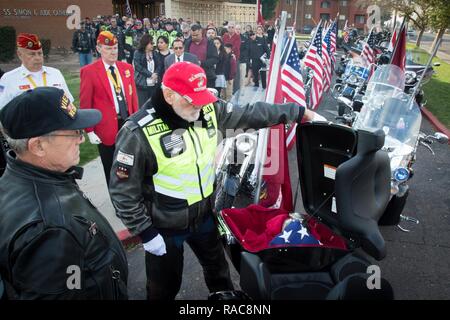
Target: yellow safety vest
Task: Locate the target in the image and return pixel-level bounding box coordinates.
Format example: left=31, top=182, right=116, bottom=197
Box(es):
left=143, top=104, right=218, bottom=206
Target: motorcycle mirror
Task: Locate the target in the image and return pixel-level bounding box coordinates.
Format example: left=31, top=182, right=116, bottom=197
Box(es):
left=433, top=62, right=441, bottom=67
left=434, top=132, right=449, bottom=144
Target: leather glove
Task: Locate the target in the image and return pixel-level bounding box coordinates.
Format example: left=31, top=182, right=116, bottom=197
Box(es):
left=142, top=234, right=167, bottom=256
left=87, top=132, right=102, bottom=144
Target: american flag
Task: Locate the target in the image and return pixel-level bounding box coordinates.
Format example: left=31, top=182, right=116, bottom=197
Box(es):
left=125, top=0, right=132, bottom=17
left=343, top=20, right=349, bottom=43
left=303, top=24, right=324, bottom=110
left=330, top=21, right=337, bottom=67
left=322, top=25, right=333, bottom=93
left=281, top=38, right=306, bottom=149
left=269, top=219, right=322, bottom=246
left=361, top=29, right=375, bottom=68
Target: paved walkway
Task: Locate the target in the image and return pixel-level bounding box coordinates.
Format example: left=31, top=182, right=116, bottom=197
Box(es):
left=77, top=157, right=126, bottom=233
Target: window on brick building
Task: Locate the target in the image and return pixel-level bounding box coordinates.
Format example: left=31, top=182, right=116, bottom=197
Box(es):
left=340, top=0, right=348, bottom=6
left=355, top=15, right=365, bottom=24
left=305, top=13, right=312, bottom=19
left=339, top=15, right=346, bottom=20
left=321, top=1, right=331, bottom=8
left=320, top=13, right=330, bottom=21
left=306, top=0, right=312, bottom=5
left=286, top=0, right=294, bottom=5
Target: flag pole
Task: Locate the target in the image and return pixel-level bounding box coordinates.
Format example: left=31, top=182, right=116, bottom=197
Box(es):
left=253, top=11, right=288, bottom=205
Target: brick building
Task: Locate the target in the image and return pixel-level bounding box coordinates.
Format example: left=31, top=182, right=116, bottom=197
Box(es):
left=0, top=0, right=257, bottom=50
left=276, top=0, right=369, bottom=34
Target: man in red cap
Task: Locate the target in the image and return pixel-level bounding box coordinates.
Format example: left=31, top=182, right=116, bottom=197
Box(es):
left=80, top=30, right=138, bottom=186
left=109, top=61, right=324, bottom=300
left=0, top=33, right=74, bottom=109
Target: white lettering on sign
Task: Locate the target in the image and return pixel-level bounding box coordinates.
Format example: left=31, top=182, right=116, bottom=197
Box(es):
left=66, top=5, right=81, bottom=30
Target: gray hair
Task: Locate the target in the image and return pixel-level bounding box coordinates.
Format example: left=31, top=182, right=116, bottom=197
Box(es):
left=0, top=123, right=29, bottom=154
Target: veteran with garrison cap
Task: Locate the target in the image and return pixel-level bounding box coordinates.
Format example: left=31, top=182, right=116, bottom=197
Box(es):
left=0, top=33, right=74, bottom=109
left=0, top=87, right=128, bottom=299
left=80, top=30, right=139, bottom=186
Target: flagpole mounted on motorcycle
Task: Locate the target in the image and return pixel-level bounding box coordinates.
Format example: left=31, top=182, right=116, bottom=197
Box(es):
left=253, top=11, right=288, bottom=205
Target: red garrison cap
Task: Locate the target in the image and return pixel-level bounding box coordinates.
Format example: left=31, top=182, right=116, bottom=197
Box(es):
left=17, top=33, right=42, bottom=50
left=97, top=31, right=118, bottom=46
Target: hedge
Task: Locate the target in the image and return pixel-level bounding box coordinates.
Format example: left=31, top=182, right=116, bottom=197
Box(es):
left=0, top=26, right=16, bottom=62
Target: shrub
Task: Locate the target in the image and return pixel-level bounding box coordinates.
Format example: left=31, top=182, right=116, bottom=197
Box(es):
left=0, top=26, right=16, bottom=62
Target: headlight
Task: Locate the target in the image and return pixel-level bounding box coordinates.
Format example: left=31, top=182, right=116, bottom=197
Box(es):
left=347, top=74, right=358, bottom=84
left=405, top=71, right=417, bottom=84
left=393, top=167, right=410, bottom=182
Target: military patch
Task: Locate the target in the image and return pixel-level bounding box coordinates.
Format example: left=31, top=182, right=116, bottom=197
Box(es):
left=125, top=69, right=131, bottom=78
left=116, top=166, right=130, bottom=180
left=116, top=150, right=134, bottom=166
left=160, top=132, right=186, bottom=158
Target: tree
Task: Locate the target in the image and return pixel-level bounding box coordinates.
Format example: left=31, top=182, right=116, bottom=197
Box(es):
left=262, top=0, right=279, bottom=21
left=428, top=0, right=450, bottom=54
left=375, top=0, right=433, bottom=47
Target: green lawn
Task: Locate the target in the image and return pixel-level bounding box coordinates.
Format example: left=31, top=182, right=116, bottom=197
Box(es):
left=406, top=44, right=450, bottom=129
left=64, top=71, right=99, bottom=166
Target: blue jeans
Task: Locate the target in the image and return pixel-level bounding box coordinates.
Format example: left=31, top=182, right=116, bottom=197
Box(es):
left=79, top=53, right=93, bottom=66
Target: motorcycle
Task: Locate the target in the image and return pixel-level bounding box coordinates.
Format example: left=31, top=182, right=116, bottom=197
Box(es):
left=352, top=64, right=448, bottom=227
left=332, top=58, right=371, bottom=121
left=213, top=120, right=395, bottom=300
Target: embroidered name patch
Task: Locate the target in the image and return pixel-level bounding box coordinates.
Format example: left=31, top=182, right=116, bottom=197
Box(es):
left=116, top=150, right=135, bottom=166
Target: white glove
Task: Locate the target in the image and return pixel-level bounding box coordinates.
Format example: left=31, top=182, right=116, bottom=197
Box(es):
left=312, top=112, right=327, bottom=122
left=143, top=234, right=167, bottom=256
left=87, top=132, right=102, bottom=144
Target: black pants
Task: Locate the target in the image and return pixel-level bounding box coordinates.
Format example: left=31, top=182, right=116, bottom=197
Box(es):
left=97, top=119, right=124, bottom=186
left=145, top=215, right=234, bottom=300
left=251, top=63, right=267, bottom=89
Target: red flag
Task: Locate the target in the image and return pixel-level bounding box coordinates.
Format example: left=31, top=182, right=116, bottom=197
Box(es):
left=257, top=0, right=265, bottom=25
left=391, top=23, right=406, bottom=71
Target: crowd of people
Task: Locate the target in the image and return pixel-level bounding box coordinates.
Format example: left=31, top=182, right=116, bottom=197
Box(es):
left=72, top=14, right=275, bottom=101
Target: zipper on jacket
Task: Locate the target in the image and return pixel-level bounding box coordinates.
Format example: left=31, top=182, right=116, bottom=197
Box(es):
left=187, top=129, right=205, bottom=199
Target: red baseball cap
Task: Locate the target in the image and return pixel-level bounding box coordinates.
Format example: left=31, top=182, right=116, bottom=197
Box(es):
left=17, top=33, right=42, bottom=50
left=162, top=62, right=218, bottom=106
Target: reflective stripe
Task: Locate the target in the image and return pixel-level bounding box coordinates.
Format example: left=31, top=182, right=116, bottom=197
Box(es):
left=153, top=173, right=182, bottom=186
left=138, top=113, right=154, bottom=127
left=180, top=173, right=198, bottom=182
left=154, top=185, right=187, bottom=199
left=201, top=170, right=215, bottom=192
left=200, top=162, right=213, bottom=178
left=184, top=186, right=202, bottom=196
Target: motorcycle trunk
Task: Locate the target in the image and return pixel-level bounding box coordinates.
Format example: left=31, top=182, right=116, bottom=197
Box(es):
left=217, top=123, right=392, bottom=300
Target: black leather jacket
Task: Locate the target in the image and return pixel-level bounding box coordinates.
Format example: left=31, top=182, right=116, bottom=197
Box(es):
left=109, top=88, right=305, bottom=242
left=0, top=152, right=128, bottom=300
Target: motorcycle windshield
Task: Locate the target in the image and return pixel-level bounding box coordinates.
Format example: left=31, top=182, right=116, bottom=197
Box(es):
left=354, top=92, right=421, bottom=150
left=406, top=48, right=430, bottom=66
left=363, top=64, right=405, bottom=104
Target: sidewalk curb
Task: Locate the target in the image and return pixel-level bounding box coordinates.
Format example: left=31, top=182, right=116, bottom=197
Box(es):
left=117, top=229, right=141, bottom=247
left=421, top=106, right=450, bottom=144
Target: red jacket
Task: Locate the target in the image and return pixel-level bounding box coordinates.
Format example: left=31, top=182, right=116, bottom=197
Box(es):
left=222, top=32, right=241, bottom=61
left=80, top=59, right=138, bottom=146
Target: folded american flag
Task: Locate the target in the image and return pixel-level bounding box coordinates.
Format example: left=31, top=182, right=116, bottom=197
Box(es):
left=269, top=219, right=322, bottom=246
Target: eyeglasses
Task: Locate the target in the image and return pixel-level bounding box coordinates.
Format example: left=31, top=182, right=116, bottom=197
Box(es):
left=46, top=129, right=85, bottom=140
left=173, top=47, right=183, bottom=50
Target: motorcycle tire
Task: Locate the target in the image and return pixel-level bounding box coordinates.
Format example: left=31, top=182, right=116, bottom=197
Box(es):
left=378, top=191, right=409, bottom=226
